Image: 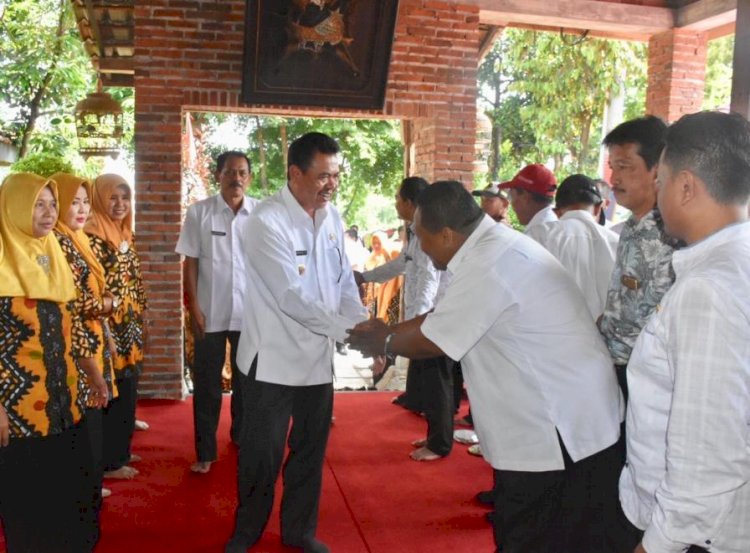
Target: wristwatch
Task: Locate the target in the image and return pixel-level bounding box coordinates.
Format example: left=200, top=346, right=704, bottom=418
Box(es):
left=384, top=332, right=396, bottom=357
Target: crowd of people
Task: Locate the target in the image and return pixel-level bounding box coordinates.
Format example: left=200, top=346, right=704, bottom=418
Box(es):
left=1, top=110, right=749, bottom=553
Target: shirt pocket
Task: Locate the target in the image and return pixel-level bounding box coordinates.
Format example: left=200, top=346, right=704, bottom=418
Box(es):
left=323, top=244, right=344, bottom=284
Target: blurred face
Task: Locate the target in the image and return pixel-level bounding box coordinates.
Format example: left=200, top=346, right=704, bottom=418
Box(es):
left=66, top=185, right=90, bottom=231
left=107, top=184, right=131, bottom=221
left=371, top=236, right=382, bottom=252
left=508, top=188, right=534, bottom=225
left=481, top=195, right=509, bottom=220
left=655, top=153, right=686, bottom=241
left=414, top=208, right=451, bottom=271
left=289, top=151, right=340, bottom=215
left=395, top=189, right=414, bottom=222
left=217, top=155, right=251, bottom=202
left=32, top=186, right=57, bottom=238
left=608, top=142, right=657, bottom=219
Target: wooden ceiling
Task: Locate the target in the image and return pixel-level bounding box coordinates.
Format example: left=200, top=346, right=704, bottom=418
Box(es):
left=70, top=0, right=736, bottom=88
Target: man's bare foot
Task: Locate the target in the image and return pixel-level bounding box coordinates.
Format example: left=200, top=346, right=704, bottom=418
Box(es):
left=190, top=461, right=212, bottom=474
left=411, top=438, right=427, bottom=447
left=104, top=465, right=139, bottom=479
left=135, top=420, right=149, bottom=431
left=129, top=453, right=142, bottom=463
left=410, top=447, right=442, bottom=461
left=101, top=488, right=112, bottom=498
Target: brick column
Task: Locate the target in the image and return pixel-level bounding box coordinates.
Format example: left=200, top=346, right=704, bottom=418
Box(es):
left=646, top=29, right=708, bottom=122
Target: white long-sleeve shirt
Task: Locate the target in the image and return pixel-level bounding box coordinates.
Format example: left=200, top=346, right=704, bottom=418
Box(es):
left=527, top=210, right=619, bottom=320
left=620, top=221, right=750, bottom=553
left=235, top=186, right=367, bottom=386
left=362, top=223, right=439, bottom=320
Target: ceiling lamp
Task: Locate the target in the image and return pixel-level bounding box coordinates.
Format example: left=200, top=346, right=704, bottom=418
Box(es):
left=75, top=82, right=123, bottom=159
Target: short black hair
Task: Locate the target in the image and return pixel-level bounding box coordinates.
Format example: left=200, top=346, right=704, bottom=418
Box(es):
left=398, top=176, right=429, bottom=203
left=216, top=151, right=252, bottom=173
left=603, top=115, right=668, bottom=169
left=555, top=174, right=602, bottom=209
left=288, top=132, right=340, bottom=172
left=416, top=180, right=484, bottom=234
left=663, top=111, right=750, bottom=205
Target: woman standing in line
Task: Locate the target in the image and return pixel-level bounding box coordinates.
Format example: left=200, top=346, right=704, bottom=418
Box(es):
left=52, top=172, right=120, bottom=501
left=0, top=173, right=100, bottom=552
left=86, top=174, right=148, bottom=480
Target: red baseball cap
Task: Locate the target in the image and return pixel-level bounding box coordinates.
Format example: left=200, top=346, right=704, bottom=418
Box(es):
left=499, top=164, right=557, bottom=197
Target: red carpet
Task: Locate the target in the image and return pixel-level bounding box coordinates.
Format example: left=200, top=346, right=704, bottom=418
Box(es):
left=4, top=393, right=495, bottom=553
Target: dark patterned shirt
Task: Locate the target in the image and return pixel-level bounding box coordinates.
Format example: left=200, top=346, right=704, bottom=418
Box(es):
left=0, top=297, right=85, bottom=438
left=88, top=235, right=147, bottom=379
left=598, top=209, right=680, bottom=365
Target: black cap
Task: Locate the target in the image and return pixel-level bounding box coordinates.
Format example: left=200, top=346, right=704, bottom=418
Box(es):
left=555, top=174, right=602, bottom=209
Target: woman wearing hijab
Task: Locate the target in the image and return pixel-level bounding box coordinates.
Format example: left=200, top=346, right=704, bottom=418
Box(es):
left=52, top=172, right=120, bottom=500
left=0, top=173, right=99, bottom=552
left=86, top=174, right=148, bottom=480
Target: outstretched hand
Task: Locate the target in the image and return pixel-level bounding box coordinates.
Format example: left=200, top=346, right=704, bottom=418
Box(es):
left=353, top=271, right=365, bottom=287
left=346, top=319, right=391, bottom=358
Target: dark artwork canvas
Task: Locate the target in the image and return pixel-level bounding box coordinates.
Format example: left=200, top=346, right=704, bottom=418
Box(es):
left=242, top=0, right=400, bottom=110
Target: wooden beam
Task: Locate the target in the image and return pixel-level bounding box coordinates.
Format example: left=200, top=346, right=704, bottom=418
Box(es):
left=98, top=57, right=134, bottom=73
left=460, top=0, right=675, bottom=40
left=478, top=26, right=504, bottom=63
left=676, top=0, right=737, bottom=31
left=730, top=0, right=750, bottom=118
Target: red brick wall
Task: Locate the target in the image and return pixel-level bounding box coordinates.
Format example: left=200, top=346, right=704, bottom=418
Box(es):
left=646, top=29, right=708, bottom=122
left=134, top=0, right=479, bottom=398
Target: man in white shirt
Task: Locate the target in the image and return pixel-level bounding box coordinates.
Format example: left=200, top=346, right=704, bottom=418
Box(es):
left=175, top=151, right=259, bottom=474
left=225, top=133, right=367, bottom=553
left=500, top=163, right=558, bottom=233
left=616, top=111, right=750, bottom=553
left=527, top=174, right=619, bottom=320
left=348, top=181, right=622, bottom=553
left=355, top=177, right=451, bottom=462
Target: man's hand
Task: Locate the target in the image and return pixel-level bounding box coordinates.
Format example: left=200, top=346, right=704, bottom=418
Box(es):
left=101, top=291, right=115, bottom=315
left=0, top=403, right=10, bottom=447
left=79, top=357, right=109, bottom=409
left=372, top=355, right=387, bottom=377
left=190, top=304, right=206, bottom=341
left=353, top=271, right=365, bottom=287
left=346, top=319, right=391, bottom=358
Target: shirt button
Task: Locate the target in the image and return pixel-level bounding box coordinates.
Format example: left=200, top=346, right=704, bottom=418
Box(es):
left=705, top=540, right=711, bottom=545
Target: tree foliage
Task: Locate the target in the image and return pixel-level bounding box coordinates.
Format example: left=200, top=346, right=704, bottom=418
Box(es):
left=478, top=29, right=647, bottom=181
left=703, top=35, right=734, bottom=110
left=0, top=0, right=95, bottom=158
left=196, top=114, right=403, bottom=227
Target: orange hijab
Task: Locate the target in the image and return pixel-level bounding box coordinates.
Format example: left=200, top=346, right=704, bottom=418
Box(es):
left=51, top=173, right=107, bottom=296
left=0, top=173, right=76, bottom=302
left=85, top=173, right=133, bottom=251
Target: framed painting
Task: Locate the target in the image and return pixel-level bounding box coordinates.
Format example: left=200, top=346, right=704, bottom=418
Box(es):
left=242, top=0, right=400, bottom=110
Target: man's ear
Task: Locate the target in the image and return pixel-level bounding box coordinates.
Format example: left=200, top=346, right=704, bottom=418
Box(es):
left=441, top=226, right=455, bottom=246
left=288, top=165, right=301, bottom=182
left=680, top=170, right=699, bottom=206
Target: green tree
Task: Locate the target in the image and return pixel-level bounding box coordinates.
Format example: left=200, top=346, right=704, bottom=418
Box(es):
left=477, top=29, right=647, bottom=180
left=0, top=0, right=94, bottom=158
left=703, top=35, right=734, bottom=110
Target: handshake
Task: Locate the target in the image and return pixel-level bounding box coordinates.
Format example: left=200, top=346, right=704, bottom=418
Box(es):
left=346, top=318, right=391, bottom=359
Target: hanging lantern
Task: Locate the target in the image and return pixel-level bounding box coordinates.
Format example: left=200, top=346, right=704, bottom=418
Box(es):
left=75, top=84, right=124, bottom=159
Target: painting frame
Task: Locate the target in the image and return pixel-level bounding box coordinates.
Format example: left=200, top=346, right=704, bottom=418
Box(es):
left=241, top=0, right=400, bottom=110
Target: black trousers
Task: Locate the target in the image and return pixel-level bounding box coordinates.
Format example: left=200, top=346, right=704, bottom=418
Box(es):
left=192, top=330, right=242, bottom=462
left=0, top=424, right=99, bottom=553
left=102, top=375, right=137, bottom=471
left=81, top=408, right=105, bottom=530
left=415, top=356, right=454, bottom=457
left=493, top=439, right=622, bottom=553
left=228, top=358, right=333, bottom=548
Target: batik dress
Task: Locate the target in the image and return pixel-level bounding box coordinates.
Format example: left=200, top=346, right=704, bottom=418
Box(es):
left=88, top=235, right=147, bottom=379
left=55, top=230, right=118, bottom=404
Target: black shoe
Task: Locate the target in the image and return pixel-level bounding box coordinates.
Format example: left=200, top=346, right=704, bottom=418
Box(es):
left=283, top=538, right=330, bottom=553
left=476, top=489, right=494, bottom=506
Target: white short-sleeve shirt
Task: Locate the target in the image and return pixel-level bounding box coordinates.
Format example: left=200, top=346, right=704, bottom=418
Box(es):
left=175, top=194, right=259, bottom=333
left=421, top=215, right=622, bottom=472
left=527, top=210, right=620, bottom=320
left=236, top=186, right=368, bottom=386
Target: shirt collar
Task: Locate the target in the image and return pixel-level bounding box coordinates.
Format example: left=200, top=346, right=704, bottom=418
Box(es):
left=527, top=205, right=556, bottom=228
left=281, top=184, right=329, bottom=231
left=560, top=210, right=597, bottom=224
left=214, top=193, right=252, bottom=215
left=447, top=214, right=496, bottom=274
left=672, top=221, right=750, bottom=277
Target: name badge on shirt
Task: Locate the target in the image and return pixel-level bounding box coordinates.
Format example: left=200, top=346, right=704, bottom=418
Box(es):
left=621, top=275, right=640, bottom=290
left=296, top=250, right=308, bottom=256
left=211, top=230, right=226, bottom=236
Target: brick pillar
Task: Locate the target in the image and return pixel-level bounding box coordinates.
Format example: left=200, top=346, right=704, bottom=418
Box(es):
left=133, top=3, right=188, bottom=399
left=646, top=29, right=708, bottom=122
